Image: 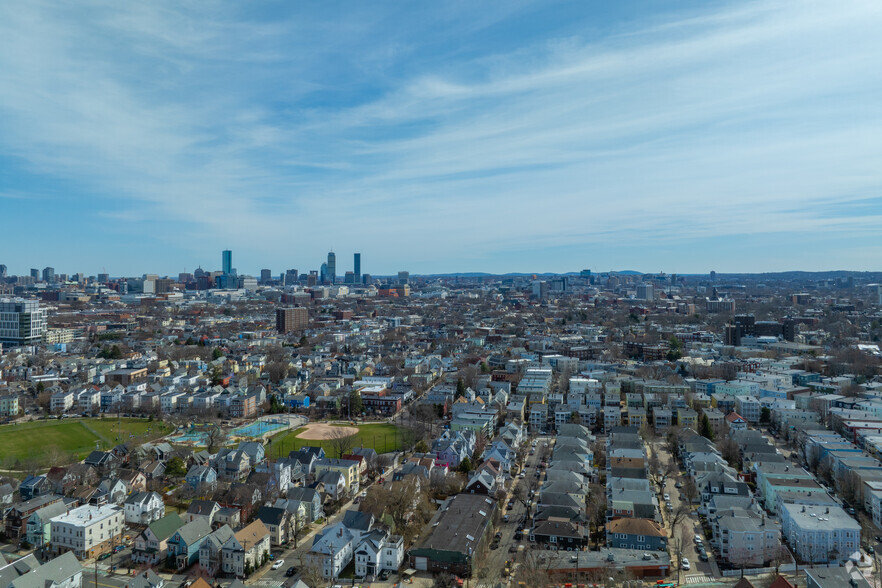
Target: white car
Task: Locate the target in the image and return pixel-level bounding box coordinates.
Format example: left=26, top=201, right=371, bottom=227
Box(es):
left=519, top=471, right=526, bottom=478
left=663, top=493, right=670, bottom=501
left=694, top=534, right=703, bottom=544
left=271, top=559, right=284, bottom=570
left=681, top=558, right=691, bottom=570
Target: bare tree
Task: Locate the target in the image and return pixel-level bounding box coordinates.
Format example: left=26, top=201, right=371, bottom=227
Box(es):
left=327, top=427, right=357, bottom=459
left=204, top=424, right=226, bottom=454
left=682, top=477, right=699, bottom=505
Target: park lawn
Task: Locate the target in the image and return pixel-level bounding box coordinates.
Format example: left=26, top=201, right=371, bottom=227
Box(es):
left=269, top=423, right=405, bottom=459
left=0, top=418, right=172, bottom=466
left=86, top=417, right=171, bottom=445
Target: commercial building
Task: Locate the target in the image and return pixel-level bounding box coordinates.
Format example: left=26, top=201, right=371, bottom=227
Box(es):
left=0, top=298, right=47, bottom=346
left=276, top=307, right=309, bottom=333
left=408, top=494, right=497, bottom=577
left=326, top=252, right=336, bottom=284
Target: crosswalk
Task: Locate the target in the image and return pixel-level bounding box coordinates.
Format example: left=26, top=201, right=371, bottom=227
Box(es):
left=684, top=574, right=717, bottom=584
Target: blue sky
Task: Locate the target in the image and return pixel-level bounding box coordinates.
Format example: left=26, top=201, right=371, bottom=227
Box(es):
left=2, top=1, right=882, bottom=277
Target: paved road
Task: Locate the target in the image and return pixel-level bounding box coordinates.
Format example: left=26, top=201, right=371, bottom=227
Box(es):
left=482, top=436, right=549, bottom=582
left=654, top=443, right=720, bottom=583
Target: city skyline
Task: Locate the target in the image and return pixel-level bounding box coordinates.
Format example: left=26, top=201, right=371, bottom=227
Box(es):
left=3, top=2, right=882, bottom=275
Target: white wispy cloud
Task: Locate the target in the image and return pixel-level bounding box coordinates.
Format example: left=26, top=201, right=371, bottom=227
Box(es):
left=0, top=0, right=880, bottom=274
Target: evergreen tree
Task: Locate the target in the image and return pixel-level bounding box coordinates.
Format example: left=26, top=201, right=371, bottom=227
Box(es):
left=699, top=413, right=715, bottom=441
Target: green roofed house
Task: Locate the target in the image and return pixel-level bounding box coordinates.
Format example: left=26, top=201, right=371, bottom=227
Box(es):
left=407, top=493, right=497, bottom=578
left=132, top=513, right=185, bottom=566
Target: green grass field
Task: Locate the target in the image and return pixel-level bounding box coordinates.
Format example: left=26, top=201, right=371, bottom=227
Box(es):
left=0, top=417, right=172, bottom=467
left=269, top=423, right=405, bottom=459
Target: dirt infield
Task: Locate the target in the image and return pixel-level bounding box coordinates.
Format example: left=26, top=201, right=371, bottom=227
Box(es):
left=295, top=423, right=359, bottom=440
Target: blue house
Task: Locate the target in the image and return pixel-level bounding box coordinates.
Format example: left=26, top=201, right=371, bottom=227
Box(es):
left=167, top=519, right=212, bottom=569
left=185, top=465, right=218, bottom=491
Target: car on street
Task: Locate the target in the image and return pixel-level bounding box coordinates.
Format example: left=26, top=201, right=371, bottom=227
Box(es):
left=519, top=471, right=526, bottom=478
left=675, top=481, right=682, bottom=488
left=698, top=552, right=709, bottom=562
left=272, top=559, right=285, bottom=570
left=509, top=545, right=518, bottom=553
left=694, top=534, right=703, bottom=544
left=504, top=515, right=510, bottom=522
left=663, top=493, right=670, bottom=501
left=379, top=570, right=390, bottom=581
left=681, top=558, right=691, bottom=570
left=507, top=503, right=514, bottom=510
left=285, top=567, right=297, bottom=577
left=113, top=545, right=124, bottom=553
left=875, top=535, right=882, bottom=543
left=868, top=546, right=875, bottom=555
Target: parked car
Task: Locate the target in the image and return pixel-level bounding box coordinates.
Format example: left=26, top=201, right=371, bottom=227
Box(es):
left=663, top=493, right=670, bottom=501
left=285, top=567, right=297, bottom=577
left=675, top=481, right=682, bottom=488
left=681, top=558, right=691, bottom=570
left=694, top=534, right=703, bottom=543
left=868, top=546, right=875, bottom=555
left=272, top=559, right=284, bottom=570
left=699, top=552, right=709, bottom=562
left=379, top=570, right=390, bottom=580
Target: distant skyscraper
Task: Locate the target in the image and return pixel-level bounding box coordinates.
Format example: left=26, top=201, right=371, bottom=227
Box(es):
left=42, top=267, right=54, bottom=283
left=0, top=265, right=6, bottom=278
left=353, top=253, right=361, bottom=281
left=327, top=251, right=336, bottom=284
left=398, top=271, right=409, bottom=285
left=636, top=283, right=655, bottom=301
left=30, top=269, right=39, bottom=280
left=98, top=273, right=110, bottom=283
left=222, top=250, right=233, bottom=275
left=320, top=263, right=328, bottom=284
left=260, top=269, right=272, bottom=284
left=710, top=270, right=716, bottom=282
left=344, top=271, right=355, bottom=284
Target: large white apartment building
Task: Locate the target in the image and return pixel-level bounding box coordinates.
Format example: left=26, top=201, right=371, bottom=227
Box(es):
left=50, top=505, right=124, bottom=560
left=780, top=503, right=860, bottom=565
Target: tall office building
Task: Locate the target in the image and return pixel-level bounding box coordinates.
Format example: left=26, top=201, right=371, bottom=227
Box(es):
left=42, top=267, right=55, bottom=283
left=0, top=298, right=47, bottom=346
left=327, top=251, right=336, bottom=284
left=353, top=253, right=361, bottom=281
left=222, top=250, right=233, bottom=276
left=30, top=269, right=39, bottom=280
left=0, top=265, right=6, bottom=279
left=636, top=283, right=655, bottom=301
left=97, top=273, right=110, bottom=283
left=276, top=307, right=309, bottom=333
left=397, top=271, right=409, bottom=285
left=260, top=269, right=272, bottom=284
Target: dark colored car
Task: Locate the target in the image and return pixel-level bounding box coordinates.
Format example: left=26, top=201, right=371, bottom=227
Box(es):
left=98, top=553, right=111, bottom=561
left=113, top=545, right=124, bottom=553
left=379, top=570, right=390, bottom=580
left=285, top=566, right=297, bottom=577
